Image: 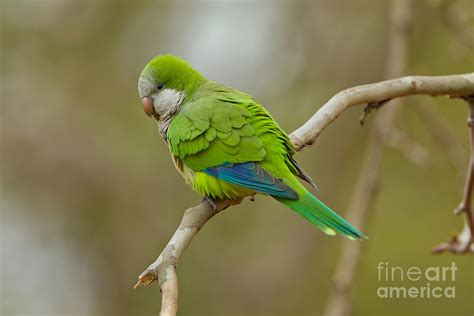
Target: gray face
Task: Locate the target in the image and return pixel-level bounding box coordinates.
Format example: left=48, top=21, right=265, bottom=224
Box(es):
left=138, top=74, right=185, bottom=120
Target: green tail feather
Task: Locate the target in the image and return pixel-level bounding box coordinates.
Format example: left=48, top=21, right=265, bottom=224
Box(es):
left=280, top=192, right=367, bottom=240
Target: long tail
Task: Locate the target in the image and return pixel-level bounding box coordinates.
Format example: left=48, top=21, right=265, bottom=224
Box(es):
left=279, top=192, right=367, bottom=240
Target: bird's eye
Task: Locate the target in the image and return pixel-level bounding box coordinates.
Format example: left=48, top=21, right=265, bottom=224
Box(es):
left=157, top=84, right=164, bottom=90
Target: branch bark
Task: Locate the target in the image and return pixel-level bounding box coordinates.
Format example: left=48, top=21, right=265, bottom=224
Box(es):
left=290, top=73, right=474, bottom=151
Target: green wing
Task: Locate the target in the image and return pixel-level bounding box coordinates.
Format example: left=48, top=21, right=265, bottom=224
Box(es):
left=167, top=83, right=315, bottom=189
left=167, top=88, right=266, bottom=171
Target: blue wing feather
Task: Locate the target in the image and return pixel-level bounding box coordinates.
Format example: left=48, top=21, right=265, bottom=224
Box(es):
left=204, top=162, right=298, bottom=200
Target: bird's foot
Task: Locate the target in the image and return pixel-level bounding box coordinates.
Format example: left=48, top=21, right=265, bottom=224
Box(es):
left=202, top=196, right=219, bottom=211
left=201, top=196, right=244, bottom=212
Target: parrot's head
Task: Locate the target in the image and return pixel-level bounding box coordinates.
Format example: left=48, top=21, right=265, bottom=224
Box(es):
left=138, top=54, right=205, bottom=121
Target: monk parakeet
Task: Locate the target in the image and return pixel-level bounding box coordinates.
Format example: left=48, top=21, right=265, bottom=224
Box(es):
left=138, top=55, right=366, bottom=240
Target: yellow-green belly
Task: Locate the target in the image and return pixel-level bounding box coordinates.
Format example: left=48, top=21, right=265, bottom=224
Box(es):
left=172, top=155, right=255, bottom=200
left=192, top=171, right=255, bottom=200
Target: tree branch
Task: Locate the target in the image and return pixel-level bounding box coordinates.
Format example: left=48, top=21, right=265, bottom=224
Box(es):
left=134, top=73, right=474, bottom=315
left=432, top=97, right=474, bottom=254
left=290, top=73, right=474, bottom=151
left=133, top=199, right=241, bottom=315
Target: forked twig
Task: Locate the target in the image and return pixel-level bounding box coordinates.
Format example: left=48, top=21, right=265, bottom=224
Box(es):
left=432, top=97, right=474, bottom=254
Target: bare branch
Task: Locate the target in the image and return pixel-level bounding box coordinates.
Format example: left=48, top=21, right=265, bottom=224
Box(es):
left=433, top=98, right=474, bottom=254
left=134, top=199, right=241, bottom=315
left=290, top=73, right=474, bottom=151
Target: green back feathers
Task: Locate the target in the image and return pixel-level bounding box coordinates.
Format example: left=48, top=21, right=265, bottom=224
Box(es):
left=141, top=55, right=206, bottom=97
left=167, top=84, right=266, bottom=171
left=167, top=81, right=305, bottom=181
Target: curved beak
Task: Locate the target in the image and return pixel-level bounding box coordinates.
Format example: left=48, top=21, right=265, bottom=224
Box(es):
left=141, top=97, right=155, bottom=117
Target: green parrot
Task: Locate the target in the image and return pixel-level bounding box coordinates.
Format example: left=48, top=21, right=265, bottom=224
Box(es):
left=138, top=54, right=366, bottom=240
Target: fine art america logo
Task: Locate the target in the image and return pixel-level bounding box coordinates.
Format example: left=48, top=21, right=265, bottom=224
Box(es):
left=376, top=262, right=457, bottom=299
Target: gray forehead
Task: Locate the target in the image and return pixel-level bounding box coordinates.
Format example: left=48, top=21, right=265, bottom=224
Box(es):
left=138, top=74, right=154, bottom=98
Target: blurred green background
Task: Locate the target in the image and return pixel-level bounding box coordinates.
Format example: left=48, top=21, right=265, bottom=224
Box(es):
left=1, top=0, right=473, bottom=315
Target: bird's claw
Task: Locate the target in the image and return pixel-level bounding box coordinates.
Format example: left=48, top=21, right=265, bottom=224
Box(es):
left=202, top=196, right=219, bottom=211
